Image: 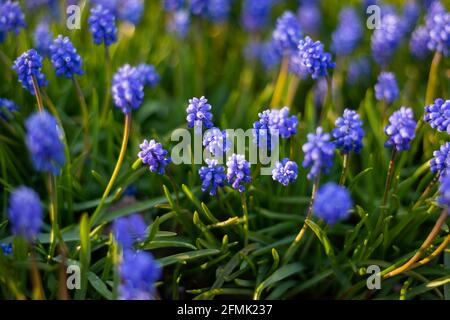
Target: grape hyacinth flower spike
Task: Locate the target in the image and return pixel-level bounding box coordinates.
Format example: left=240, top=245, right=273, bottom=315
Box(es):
left=50, top=35, right=84, bottom=79
left=8, top=186, right=43, bottom=242
left=113, top=214, right=147, bottom=250
left=91, top=64, right=145, bottom=227
left=0, top=98, right=19, bottom=121
left=272, top=158, right=298, bottom=186
left=332, top=109, right=364, bottom=185
left=186, top=96, right=213, bottom=133
left=0, top=1, right=26, bottom=36
left=302, top=127, right=335, bottom=181
left=313, top=183, right=353, bottom=225
left=88, top=5, right=118, bottom=47
left=33, top=20, right=53, bottom=57
left=375, top=72, right=399, bottom=106
left=12, top=49, right=48, bottom=110
left=424, top=98, right=450, bottom=133
left=138, top=139, right=171, bottom=175
left=199, top=159, right=226, bottom=196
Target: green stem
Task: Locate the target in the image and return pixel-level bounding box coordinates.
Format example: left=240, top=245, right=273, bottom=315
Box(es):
left=339, top=154, right=350, bottom=186
left=412, top=174, right=439, bottom=210
left=90, top=113, right=131, bottom=227
left=319, top=76, right=333, bottom=126
left=270, top=57, right=289, bottom=108
left=425, top=51, right=442, bottom=105
left=31, top=75, right=44, bottom=112
left=241, top=192, right=249, bottom=246
left=100, top=46, right=112, bottom=124
left=47, top=174, right=60, bottom=263
left=377, top=148, right=397, bottom=234
left=285, top=75, right=300, bottom=107
left=72, top=77, right=90, bottom=146
left=283, top=175, right=320, bottom=265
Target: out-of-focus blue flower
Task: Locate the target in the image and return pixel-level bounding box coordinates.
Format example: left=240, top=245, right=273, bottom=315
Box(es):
left=296, top=36, right=335, bottom=79
left=410, top=25, right=431, bottom=59
left=25, top=111, right=66, bottom=174
left=135, top=63, right=160, bottom=88
left=0, top=98, right=19, bottom=121
left=259, top=40, right=281, bottom=70
left=437, top=174, right=450, bottom=209
left=272, top=158, right=298, bottom=186
left=313, top=182, right=352, bottom=224
left=332, top=109, right=364, bottom=154
left=167, top=9, right=190, bottom=38
left=0, top=1, right=26, bottom=35
left=226, top=154, right=251, bottom=192
left=111, top=64, right=144, bottom=114
left=288, top=50, right=308, bottom=78
left=50, top=35, right=84, bottom=78
left=0, top=243, right=12, bottom=255
left=189, top=0, right=230, bottom=22
left=163, top=0, right=184, bottom=12
left=331, top=7, right=362, bottom=56
left=91, top=0, right=118, bottom=12
left=117, top=0, right=144, bottom=25
left=8, top=186, right=43, bottom=241
left=199, top=159, right=226, bottom=196
left=88, top=5, right=117, bottom=46
left=384, top=107, right=416, bottom=151
left=346, top=56, right=371, bottom=85
left=302, top=127, right=335, bottom=180
left=431, top=142, right=450, bottom=179
left=424, top=98, right=450, bottom=133
left=371, top=13, right=404, bottom=66
left=113, top=214, right=147, bottom=249
left=138, top=139, right=171, bottom=174
left=203, top=127, right=229, bottom=156
left=374, top=72, right=399, bottom=105
left=33, top=20, right=53, bottom=57
left=186, top=96, right=213, bottom=131
left=118, top=250, right=161, bottom=300
left=425, top=1, right=449, bottom=56
left=241, top=0, right=273, bottom=33
left=402, top=1, right=420, bottom=34
left=12, top=49, right=48, bottom=95
left=272, top=11, right=302, bottom=56
left=297, top=3, right=321, bottom=36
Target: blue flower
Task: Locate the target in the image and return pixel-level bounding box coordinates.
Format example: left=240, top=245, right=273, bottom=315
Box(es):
left=199, top=159, right=226, bottom=196
left=186, top=96, right=213, bottom=131
left=346, top=57, right=371, bottom=85
left=331, top=7, right=362, bottom=56
left=402, top=1, right=420, bottom=34
left=0, top=243, right=12, bottom=255
left=272, top=11, right=302, bottom=55
left=259, top=40, right=281, bottom=70
left=12, top=49, right=48, bottom=95
left=50, top=35, right=84, bottom=78
left=424, top=98, right=450, bottom=133
left=410, top=25, right=431, bottom=59
left=437, top=174, right=450, bottom=209
left=332, top=109, right=364, bottom=154
left=0, top=1, right=26, bottom=35
left=33, top=20, right=53, bottom=57
left=113, top=214, right=147, bottom=249
left=0, top=98, right=19, bottom=121
left=88, top=5, right=117, bottom=46
left=425, top=1, right=449, bottom=56
left=226, top=154, right=252, bottom=192
left=111, top=64, right=144, bottom=114
left=297, top=3, right=321, bottom=36
left=253, top=109, right=272, bottom=149
left=163, top=0, right=184, bottom=12
left=371, top=13, right=404, bottom=66
left=25, top=111, right=66, bottom=175
left=374, top=72, right=399, bottom=105
left=313, top=182, right=353, bottom=225
left=384, top=107, right=417, bottom=151
left=203, top=127, right=229, bottom=156
left=118, top=250, right=161, bottom=300
left=241, top=0, right=273, bottom=33
left=189, top=0, right=230, bottom=22
left=138, top=139, right=171, bottom=175
left=136, top=63, right=160, bottom=88
left=272, top=158, right=298, bottom=186
left=8, top=186, right=43, bottom=241
left=302, top=127, right=335, bottom=180
left=296, top=36, right=335, bottom=79
left=117, top=0, right=144, bottom=25
left=431, top=142, right=450, bottom=179
left=167, top=10, right=190, bottom=38
left=313, top=77, right=328, bottom=108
